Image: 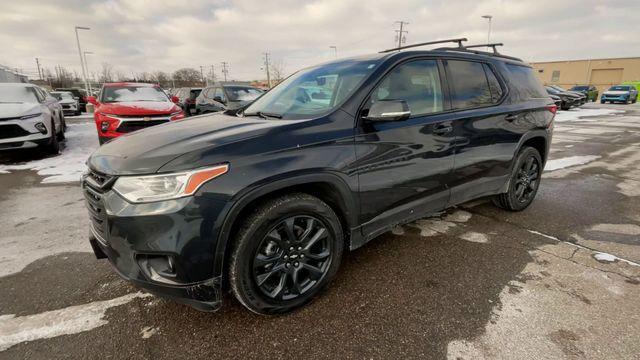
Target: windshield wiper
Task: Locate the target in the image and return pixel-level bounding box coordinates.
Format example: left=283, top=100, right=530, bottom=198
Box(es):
left=244, top=111, right=282, bottom=119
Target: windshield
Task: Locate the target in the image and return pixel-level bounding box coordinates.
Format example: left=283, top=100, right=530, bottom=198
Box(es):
left=609, top=86, right=631, bottom=91
left=101, top=86, right=169, bottom=103
left=571, top=86, right=588, bottom=91
left=244, top=58, right=380, bottom=119
left=0, top=86, right=40, bottom=103
left=226, top=86, right=263, bottom=102
left=51, top=92, right=74, bottom=101
left=545, top=87, right=560, bottom=94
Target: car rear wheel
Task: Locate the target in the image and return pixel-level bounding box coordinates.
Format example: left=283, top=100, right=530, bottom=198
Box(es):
left=229, top=193, right=344, bottom=315
left=493, top=146, right=542, bottom=212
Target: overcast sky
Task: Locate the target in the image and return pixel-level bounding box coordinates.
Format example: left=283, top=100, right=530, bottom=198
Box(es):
left=1, top=0, right=638, bottom=81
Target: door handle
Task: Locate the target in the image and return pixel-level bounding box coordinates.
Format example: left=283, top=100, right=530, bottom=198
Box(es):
left=505, top=114, right=519, bottom=122
left=433, top=123, right=453, bottom=135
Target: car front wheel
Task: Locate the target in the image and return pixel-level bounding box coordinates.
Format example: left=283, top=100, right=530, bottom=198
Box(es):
left=229, top=193, right=344, bottom=315
left=493, top=146, right=542, bottom=211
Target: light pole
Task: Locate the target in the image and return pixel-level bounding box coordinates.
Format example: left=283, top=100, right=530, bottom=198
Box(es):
left=481, top=15, right=493, bottom=50
left=329, top=46, right=337, bottom=59
left=75, top=26, right=91, bottom=95
left=83, top=51, right=93, bottom=94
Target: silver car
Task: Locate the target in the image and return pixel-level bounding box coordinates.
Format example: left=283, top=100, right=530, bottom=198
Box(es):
left=0, top=83, right=66, bottom=154
left=51, top=90, right=81, bottom=116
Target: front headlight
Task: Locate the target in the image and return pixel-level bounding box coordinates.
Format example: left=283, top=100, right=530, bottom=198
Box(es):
left=20, top=113, right=42, bottom=120
left=112, top=164, right=229, bottom=203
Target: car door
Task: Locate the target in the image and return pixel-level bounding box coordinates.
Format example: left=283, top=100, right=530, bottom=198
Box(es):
left=354, top=59, right=456, bottom=239
left=446, top=60, right=537, bottom=205
left=212, top=87, right=227, bottom=111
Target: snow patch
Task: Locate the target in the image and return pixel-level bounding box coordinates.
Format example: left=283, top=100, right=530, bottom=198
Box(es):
left=544, top=155, right=600, bottom=171
left=0, top=123, right=97, bottom=183
left=0, top=292, right=151, bottom=351
left=616, top=179, right=640, bottom=197
left=459, top=232, right=488, bottom=243
left=593, top=252, right=617, bottom=263
left=444, top=210, right=472, bottom=223
left=554, top=108, right=624, bottom=122
left=390, top=226, right=405, bottom=235
left=141, top=326, right=159, bottom=339
left=590, top=223, right=640, bottom=236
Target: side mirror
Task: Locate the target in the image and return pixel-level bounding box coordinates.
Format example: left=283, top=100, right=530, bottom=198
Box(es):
left=87, top=96, right=98, bottom=105
left=171, top=96, right=179, bottom=103
left=365, top=100, right=411, bottom=121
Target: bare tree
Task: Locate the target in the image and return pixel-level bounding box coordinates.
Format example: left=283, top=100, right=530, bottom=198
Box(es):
left=270, top=60, right=286, bottom=84
left=172, top=68, right=202, bottom=86
left=100, top=62, right=114, bottom=83
left=151, top=71, right=170, bottom=87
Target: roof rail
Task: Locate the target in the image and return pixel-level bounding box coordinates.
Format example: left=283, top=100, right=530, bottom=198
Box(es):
left=379, top=38, right=467, bottom=53
left=463, top=43, right=504, bottom=54
left=433, top=45, right=523, bottom=62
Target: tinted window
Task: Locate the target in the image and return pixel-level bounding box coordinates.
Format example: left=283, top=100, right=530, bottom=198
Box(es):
left=370, top=59, right=443, bottom=116
left=190, top=89, right=202, bottom=99
left=225, top=86, right=263, bottom=101
left=213, top=88, right=225, bottom=101
left=505, top=64, right=548, bottom=100
left=483, top=64, right=503, bottom=103
left=447, top=60, right=493, bottom=109
left=571, top=86, right=588, bottom=91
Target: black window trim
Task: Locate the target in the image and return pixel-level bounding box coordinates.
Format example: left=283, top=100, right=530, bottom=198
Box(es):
left=441, top=58, right=508, bottom=113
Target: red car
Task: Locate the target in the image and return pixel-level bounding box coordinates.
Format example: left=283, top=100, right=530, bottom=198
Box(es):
left=87, top=83, right=185, bottom=144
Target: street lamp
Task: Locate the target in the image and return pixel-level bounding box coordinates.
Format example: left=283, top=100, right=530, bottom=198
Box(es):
left=481, top=15, right=493, bottom=50
left=329, top=46, right=338, bottom=59
left=83, top=51, right=93, bottom=94
left=75, top=26, right=90, bottom=95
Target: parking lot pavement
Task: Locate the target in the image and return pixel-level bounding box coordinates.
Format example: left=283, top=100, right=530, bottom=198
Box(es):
left=1, top=104, right=639, bottom=359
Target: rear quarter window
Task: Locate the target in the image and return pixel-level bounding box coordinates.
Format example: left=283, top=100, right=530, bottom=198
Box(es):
left=446, top=60, right=500, bottom=109
left=505, top=64, right=547, bottom=100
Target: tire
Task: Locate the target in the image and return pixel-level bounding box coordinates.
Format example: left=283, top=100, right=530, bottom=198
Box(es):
left=57, top=114, right=66, bottom=141
left=492, top=146, right=542, bottom=212
left=229, top=193, right=344, bottom=315
left=44, top=119, right=60, bottom=155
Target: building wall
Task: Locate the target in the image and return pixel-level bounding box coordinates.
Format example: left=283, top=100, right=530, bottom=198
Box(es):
left=530, top=57, right=640, bottom=95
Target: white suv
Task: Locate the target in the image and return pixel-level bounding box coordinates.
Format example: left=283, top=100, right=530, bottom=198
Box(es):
left=0, top=83, right=66, bottom=154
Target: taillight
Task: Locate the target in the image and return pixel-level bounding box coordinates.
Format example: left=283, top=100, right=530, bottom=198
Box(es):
left=546, top=104, right=557, bottom=115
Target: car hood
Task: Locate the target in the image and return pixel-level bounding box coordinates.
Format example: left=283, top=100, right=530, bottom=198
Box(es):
left=603, top=90, right=630, bottom=96
left=88, top=113, right=296, bottom=175
left=97, top=101, right=180, bottom=116
left=58, top=99, right=76, bottom=105
left=0, top=103, right=40, bottom=118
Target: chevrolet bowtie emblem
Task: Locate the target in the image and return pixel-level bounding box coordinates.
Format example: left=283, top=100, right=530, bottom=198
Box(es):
left=143, top=117, right=151, bottom=121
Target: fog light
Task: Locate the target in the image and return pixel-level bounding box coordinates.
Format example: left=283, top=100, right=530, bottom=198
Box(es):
left=137, top=254, right=179, bottom=284
left=34, top=122, right=47, bottom=134
left=101, top=121, right=110, bottom=132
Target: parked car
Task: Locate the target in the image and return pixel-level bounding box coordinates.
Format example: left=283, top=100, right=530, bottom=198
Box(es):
left=0, top=83, right=66, bottom=153
left=83, top=43, right=555, bottom=314
left=173, top=87, right=202, bottom=116
left=548, top=94, right=562, bottom=108
left=601, top=85, right=638, bottom=104
left=55, top=88, right=88, bottom=112
left=51, top=91, right=81, bottom=116
left=569, top=85, right=598, bottom=102
left=87, top=82, right=185, bottom=145
left=195, top=83, right=264, bottom=115
left=548, top=85, right=586, bottom=105
left=545, top=86, right=580, bottom=110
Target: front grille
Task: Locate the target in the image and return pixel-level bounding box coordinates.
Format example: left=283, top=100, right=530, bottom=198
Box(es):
left=115, top=114, right=170, bottom=119
left=0, top=125, right=30, bottom=139
left=82, top=169, right=116, bottom=242
left=116, top=120, right=169, bottom=133
left=62, top=104, right=71, bottom=109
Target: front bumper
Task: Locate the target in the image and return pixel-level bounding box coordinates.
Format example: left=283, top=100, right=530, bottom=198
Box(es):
left=601, top=94, right=629, bottom=102
left=82, top=170, right=229, bottom=312
left=0, top=117, right=51, bottom=150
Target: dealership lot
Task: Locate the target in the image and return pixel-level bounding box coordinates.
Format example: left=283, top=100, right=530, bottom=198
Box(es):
left=1, top=104, right=639, bottom=359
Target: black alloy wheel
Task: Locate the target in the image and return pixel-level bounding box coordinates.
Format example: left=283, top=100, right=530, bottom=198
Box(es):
left=229, top=193, right=344, bottom=315
left=253, top=215, right=333, bottom=300
left=492, top=146, right=542, bottom=211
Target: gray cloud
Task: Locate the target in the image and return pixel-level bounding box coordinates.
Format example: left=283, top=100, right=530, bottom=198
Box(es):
left=1, top=0, right=638, bottom=80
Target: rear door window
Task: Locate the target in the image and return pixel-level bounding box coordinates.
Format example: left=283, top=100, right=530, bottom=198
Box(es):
left=446, top=60, right=494, bottom=109
left=370, top=59, right=443, bottom=116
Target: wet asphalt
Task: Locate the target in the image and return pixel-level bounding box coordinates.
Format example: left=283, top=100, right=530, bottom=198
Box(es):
left=0, top=104, right=639, bottom=359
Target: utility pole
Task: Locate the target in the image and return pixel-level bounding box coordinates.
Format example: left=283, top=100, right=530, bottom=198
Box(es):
left=329, top=46, right=338, bottom=59
left=199, top=66, right=205, bottom=85
left=221, top=62, right=229, bottom=82
left=83, top=51, right=93, bottom=93
left=35, top=58, right=42, bottom=80
left=263, top=52, right=271, bottom=88
left=394, top=21, right=409, bottom=48
left=210, top=65, right=216, bottom=83
left=74, top=26, right=91, bottom=95
left=481, top=15, right=493, bottom=51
